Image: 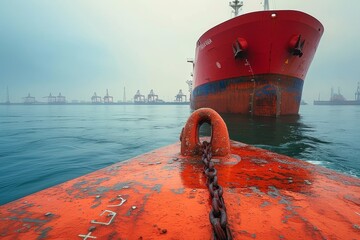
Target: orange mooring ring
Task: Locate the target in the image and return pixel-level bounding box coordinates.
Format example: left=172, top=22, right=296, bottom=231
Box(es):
left=180, top=108, right=230, bottom=156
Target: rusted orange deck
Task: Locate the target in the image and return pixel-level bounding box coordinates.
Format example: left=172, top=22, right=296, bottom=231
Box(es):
left=0, top=109, right=359, bottom=239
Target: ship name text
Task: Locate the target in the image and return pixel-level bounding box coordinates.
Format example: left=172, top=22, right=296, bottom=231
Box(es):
left=198, top=39, right=213, bottom=50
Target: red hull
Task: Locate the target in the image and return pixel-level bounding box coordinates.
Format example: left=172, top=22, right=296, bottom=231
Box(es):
left=192, top=10, right=323, bottom=116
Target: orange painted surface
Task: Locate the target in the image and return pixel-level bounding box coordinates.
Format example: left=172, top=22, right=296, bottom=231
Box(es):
left=0, top=141, right=359, bottom=239
left=181, top=108, right=230, bottom=156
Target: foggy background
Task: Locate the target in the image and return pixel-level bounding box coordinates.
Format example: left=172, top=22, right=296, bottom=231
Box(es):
left=1, top=0, right=359, bottom=103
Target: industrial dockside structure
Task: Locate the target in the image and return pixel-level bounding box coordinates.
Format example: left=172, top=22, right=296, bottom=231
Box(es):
left=191, top=0, right=323, bottom=116
left=2, top=88, right=190, bottom=105
left=314, top=83, right=360, bottom=105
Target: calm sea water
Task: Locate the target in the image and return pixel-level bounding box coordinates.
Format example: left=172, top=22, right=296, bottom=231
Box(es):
left=0, top=104, right=359, bottom=205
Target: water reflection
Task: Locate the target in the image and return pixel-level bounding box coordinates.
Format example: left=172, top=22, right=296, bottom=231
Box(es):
left=222, top=114, right=302, bottom=144
left=199, top=113, right=329, bottom=161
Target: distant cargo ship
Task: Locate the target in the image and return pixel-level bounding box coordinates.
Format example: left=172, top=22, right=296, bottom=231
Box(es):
left=314, top=84, right=360, bottom=105
left=191, top=0, right=323, bottom=116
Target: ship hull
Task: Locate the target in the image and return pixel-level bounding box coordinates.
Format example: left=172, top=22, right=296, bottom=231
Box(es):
left=192, top=10, right=323, bottom=116
left=192, top=74, right=303, bottom=116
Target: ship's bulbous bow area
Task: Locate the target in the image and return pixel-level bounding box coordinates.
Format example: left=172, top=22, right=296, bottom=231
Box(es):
left=192, top=10, right=323, bottom=116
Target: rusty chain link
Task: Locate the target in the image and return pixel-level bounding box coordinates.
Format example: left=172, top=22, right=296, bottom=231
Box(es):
left=201, top=141, right=232, bottom=240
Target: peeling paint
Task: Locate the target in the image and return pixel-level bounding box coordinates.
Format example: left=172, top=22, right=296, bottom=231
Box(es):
left=170, top=188, right=185, bottom=194
left=151, top=184, right=162, bottom=193
left=249, top=186, right=264, bottom=196
left=251, top=158, right=268, bottom=165
left=260, top=201, right=271, bottom=208
left=0, top=142, right=359, bottom=239
left=38, top=227, right=52, bottom=240
left=21, top=218, right=48, bottom=224
left=268, top=186, right=280, bottom=198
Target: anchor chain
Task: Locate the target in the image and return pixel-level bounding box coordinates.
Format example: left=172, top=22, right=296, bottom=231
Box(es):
left=201, top=141, right=232, bottom=240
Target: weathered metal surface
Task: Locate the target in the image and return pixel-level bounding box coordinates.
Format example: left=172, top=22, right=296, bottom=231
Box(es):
left=0, top=141, right=359, bottom=239
left=192, top=10, right=323, bottom=116
left=181, top=108, right=230, bottom=156
left=192, top=74, right=304, bottom=116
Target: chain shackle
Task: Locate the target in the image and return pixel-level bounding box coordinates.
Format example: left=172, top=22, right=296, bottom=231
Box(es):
left=180, top=108, right=232, bottom=239
left=202, top=141, right=232, bottom=240
left=180, top=108, right=230, bottom=156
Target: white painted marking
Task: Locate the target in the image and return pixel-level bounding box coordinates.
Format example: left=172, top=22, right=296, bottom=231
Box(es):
left=91, top=210, right=116, bottom=225
left=108, top=196, right=126, bottom=207
left=79, top=232, right=97, bottom=239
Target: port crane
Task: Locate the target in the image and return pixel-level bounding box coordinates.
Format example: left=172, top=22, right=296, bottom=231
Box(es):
left=103, top=89, right=114, bottom=103
left=147, top=89, right=159, bottom=102
left=175, top=89, right=187, bottom=102
left=91, top=92, right=102, bottom=103
left=134, top=90, right=145, bottom=103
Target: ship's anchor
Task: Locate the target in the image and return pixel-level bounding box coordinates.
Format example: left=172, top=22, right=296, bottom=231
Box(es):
left=232, top=37, right=248, bottom=59
left=289, top=34, right=305, bottom=57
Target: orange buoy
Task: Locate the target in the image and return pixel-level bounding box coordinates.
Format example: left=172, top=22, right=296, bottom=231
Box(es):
left=0, top=109, right=359, bottom=239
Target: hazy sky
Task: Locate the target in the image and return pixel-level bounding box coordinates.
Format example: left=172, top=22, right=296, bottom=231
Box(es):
left=1, top=0, right=360, bottom=103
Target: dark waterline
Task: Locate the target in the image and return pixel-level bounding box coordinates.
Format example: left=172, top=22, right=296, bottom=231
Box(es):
left=0, top=104, right=359, bottom=205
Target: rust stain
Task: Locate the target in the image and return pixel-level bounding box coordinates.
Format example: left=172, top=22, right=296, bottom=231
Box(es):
left=0, top=142, right=359, bottom=239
